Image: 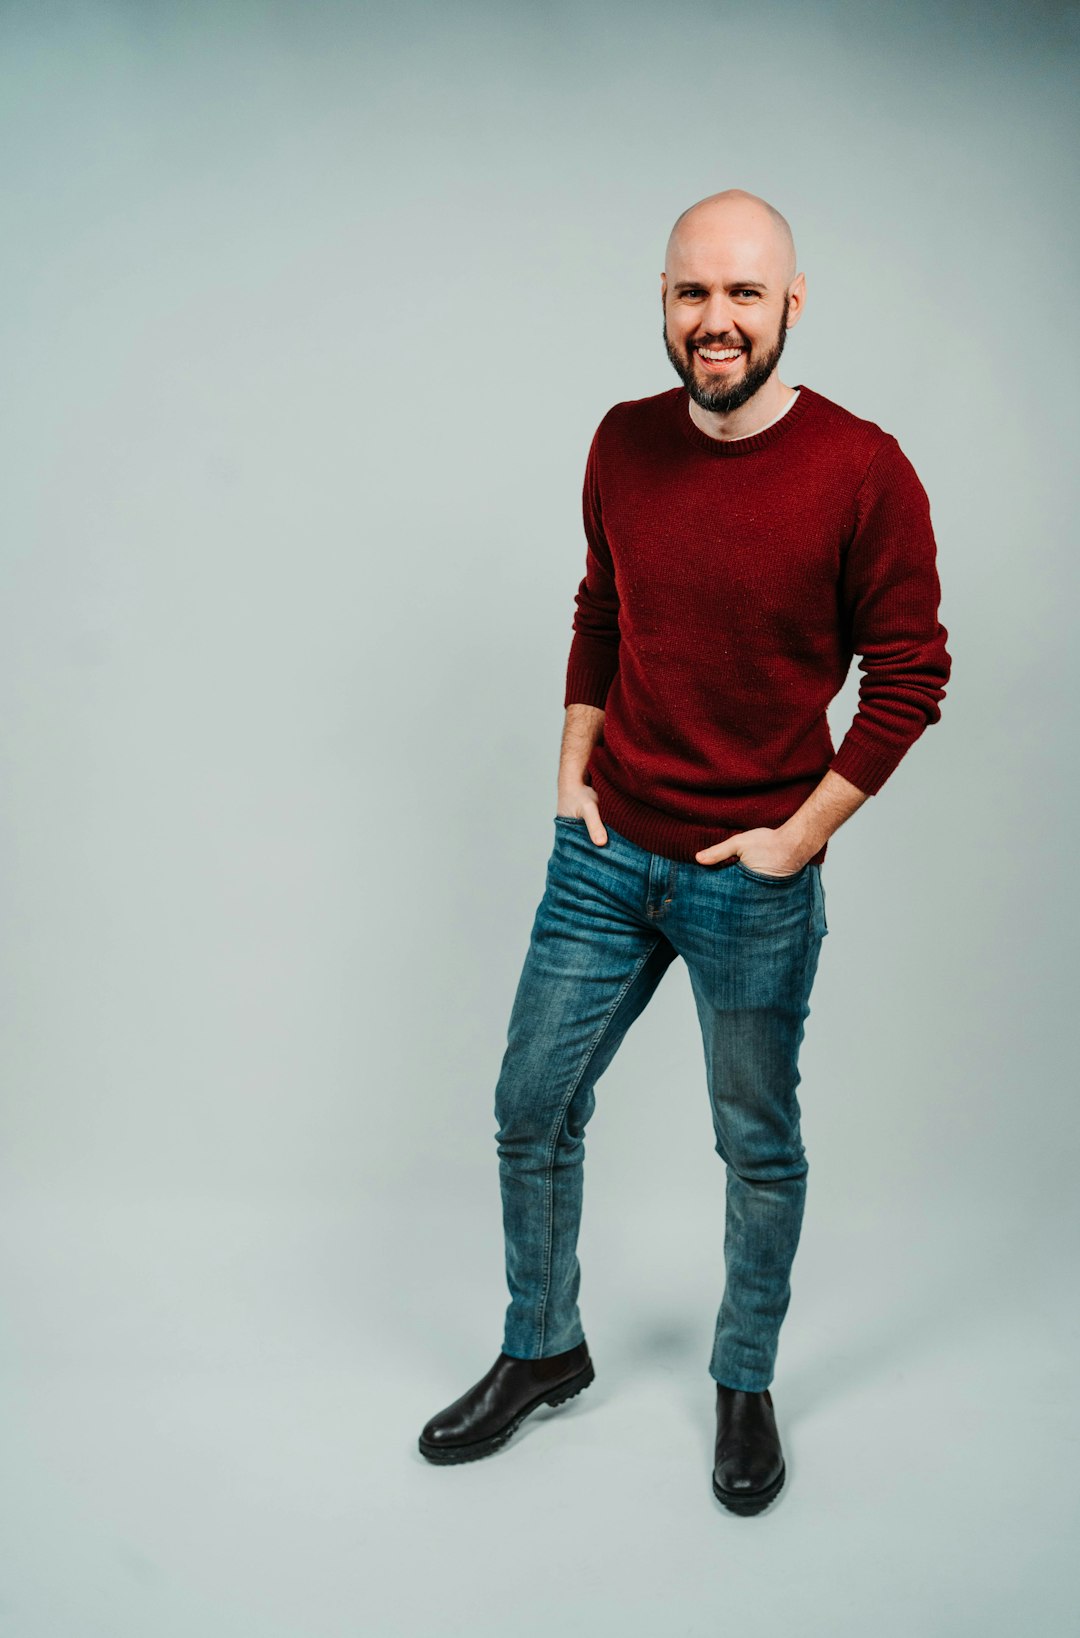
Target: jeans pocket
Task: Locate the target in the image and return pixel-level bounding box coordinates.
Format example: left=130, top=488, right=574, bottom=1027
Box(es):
left=554, top=815, right=587, bottom=826
left=733, top=859, right=810, bottom=885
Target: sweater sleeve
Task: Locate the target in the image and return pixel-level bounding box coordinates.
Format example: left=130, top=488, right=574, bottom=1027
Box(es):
left=828, top=436, right=952, bottom=797
left=563, top=426, right=622, bottom=709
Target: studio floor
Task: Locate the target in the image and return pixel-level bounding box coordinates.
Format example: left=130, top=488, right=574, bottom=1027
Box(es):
left=0, top=1189, right=1073, bottom=1637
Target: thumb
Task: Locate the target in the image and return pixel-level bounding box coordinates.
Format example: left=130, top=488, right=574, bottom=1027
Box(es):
left=695, top=839, right=737, bottom=867
left=584, top=806, right=608, bottom=847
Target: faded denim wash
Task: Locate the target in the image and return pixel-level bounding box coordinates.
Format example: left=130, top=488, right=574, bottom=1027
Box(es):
left=493, top=816, right=829, bottom=1393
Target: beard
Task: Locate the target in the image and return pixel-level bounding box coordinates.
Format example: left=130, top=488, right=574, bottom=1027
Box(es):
left=663, top=292, right=791, bottom=414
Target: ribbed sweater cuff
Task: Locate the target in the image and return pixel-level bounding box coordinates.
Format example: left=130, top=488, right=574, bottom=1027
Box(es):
left=829, top=735, right=909, bottom=797
left=564, top=653, right=618, bottom=710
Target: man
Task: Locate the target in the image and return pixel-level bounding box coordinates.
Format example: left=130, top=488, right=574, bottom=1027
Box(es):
left=418, top=189, right=951, bottom=1514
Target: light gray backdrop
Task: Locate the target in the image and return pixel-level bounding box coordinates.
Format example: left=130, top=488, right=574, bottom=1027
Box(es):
left=1, top=1, right=1076, bottom=1633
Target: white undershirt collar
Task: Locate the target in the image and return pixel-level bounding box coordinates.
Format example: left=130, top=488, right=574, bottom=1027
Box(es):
left=724, top=389, right=801, bottom=441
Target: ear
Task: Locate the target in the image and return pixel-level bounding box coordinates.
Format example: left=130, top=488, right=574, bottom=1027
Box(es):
left=786, top=271, right=807, bottom=328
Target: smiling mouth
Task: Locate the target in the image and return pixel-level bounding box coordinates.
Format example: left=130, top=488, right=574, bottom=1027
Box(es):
left=695, top=346, right=745, bottom=370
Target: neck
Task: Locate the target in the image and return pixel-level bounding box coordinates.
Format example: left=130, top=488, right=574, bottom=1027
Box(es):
left=687, top=375, right=796, bottom=443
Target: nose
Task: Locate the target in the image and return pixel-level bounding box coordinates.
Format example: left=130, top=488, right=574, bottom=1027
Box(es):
left=696, top=292, right=740, bottom=340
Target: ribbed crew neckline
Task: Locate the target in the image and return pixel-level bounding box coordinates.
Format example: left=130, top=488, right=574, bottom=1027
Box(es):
left=677, top=383, right=812, bottom=457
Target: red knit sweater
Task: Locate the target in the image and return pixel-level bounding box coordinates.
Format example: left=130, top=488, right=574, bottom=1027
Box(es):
left=563, top=383, right=951, bottom=866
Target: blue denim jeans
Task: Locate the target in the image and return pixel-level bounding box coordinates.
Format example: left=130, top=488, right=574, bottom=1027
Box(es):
left=493, top=816, right=829, bottom=1393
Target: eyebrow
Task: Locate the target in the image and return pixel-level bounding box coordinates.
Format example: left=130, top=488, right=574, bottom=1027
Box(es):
left=673, top=279, right=768, bottom=291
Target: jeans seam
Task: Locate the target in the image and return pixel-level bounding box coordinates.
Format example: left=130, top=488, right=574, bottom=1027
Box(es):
left=797, top=879, right=823, bottom=1057
left=534, top=938, right=663, bottom=1355
left=808, top=863, right=827, bottom=939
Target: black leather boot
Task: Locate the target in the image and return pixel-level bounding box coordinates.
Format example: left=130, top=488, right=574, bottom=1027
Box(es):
left=418, top=1342, right=594, bottom=1464
left=712, top=1383, right=786, bottom=1514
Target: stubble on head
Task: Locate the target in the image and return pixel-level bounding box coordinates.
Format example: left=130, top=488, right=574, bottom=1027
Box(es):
left=664, top=188, right=797, bottom=286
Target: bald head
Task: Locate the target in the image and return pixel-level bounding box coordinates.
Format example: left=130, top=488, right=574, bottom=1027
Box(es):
left=665, top=189, right=797, bottom=288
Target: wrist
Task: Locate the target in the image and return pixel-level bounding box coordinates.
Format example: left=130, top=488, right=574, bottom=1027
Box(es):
left=778, top=816, right=822, bottom=861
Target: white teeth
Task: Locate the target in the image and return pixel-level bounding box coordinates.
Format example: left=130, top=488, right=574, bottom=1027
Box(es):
left=698, top=347, right=742, bottom=360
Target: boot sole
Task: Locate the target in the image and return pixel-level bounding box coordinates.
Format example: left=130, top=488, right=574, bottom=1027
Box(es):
left=712, top=1460, right=786, bottom=1515
left=418, top=1359, right=595, bottom=1465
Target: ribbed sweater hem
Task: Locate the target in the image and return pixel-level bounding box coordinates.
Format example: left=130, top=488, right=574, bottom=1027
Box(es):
left=587, top=762, right=829, bottom=869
